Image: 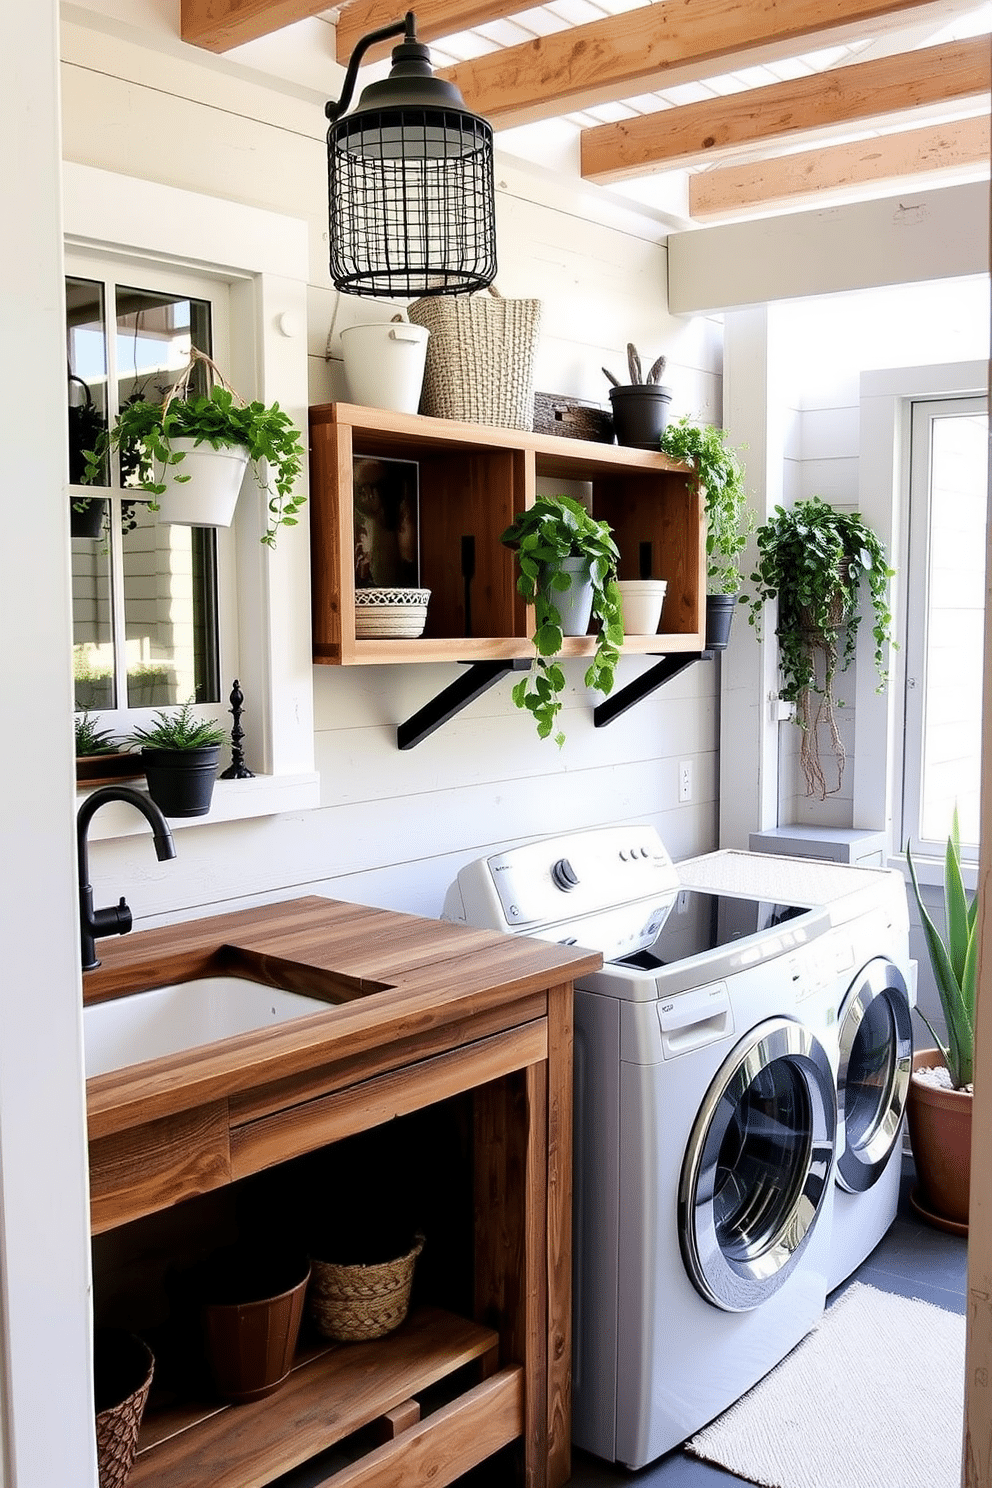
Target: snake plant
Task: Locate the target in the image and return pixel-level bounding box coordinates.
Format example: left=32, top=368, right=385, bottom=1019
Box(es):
left=906, top=810, right=977, bottom=1089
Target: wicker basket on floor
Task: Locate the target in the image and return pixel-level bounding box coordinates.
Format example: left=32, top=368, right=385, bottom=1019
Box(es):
left=309, top=1234, right=425, bottom=1343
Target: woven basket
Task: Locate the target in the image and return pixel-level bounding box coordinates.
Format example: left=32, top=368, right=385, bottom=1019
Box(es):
left=309, top=1234, right=425, bottom=1343
left=408, top=288, right=541, bottom=430
left=533, top=392, right=614, bottom=444
left=94, top=1332, right=154, bottom=1488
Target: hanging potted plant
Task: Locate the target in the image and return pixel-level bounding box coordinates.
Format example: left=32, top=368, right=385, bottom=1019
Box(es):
left=905, top=814, right=976, bottom=1232
left=68, top=370, right=109, bottom=538
left=603, top=344, right=672, bottom=449
left=658, top=416, right=754, bottom=650
left=124, top=699, right=228, bottom=818
left=500, top=495, right=624, bottom=747
left=742, top=496, right=894, bottom=798
left=82, top=348, right=306, bottom=548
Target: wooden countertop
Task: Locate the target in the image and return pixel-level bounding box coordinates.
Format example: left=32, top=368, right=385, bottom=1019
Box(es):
left=84, top=895, right=602, bottom=1142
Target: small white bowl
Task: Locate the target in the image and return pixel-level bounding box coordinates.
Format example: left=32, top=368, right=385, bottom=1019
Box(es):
left=354, top=587, right=431, bottom=639
left=616, top=579, right=667, bottom=635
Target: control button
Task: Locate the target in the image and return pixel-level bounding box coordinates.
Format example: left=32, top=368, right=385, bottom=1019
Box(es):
left=639, top=847, right=649, bottom=858
left=619, top=850, right=628, bottom=861
left=551, top=857, right=580, bottom=891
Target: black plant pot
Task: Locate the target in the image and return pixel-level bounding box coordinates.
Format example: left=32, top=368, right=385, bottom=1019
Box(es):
left=608, top=384, right=673, bottom=449
left=70, top=497, right=107, bottom=540
left=705, top=593, right=739, bottom=651
left=141, top=744, right=221, bottom=817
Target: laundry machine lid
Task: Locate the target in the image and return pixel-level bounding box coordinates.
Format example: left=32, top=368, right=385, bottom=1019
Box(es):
left=836, top=959, right=913, bottom=1194
left=678, top=1016, right=837, bottom=1312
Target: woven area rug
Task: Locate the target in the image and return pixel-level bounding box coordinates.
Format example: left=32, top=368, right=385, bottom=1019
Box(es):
left=685, top=1282, right=964, bottom=1488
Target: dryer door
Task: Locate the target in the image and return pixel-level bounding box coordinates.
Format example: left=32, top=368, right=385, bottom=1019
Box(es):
left=836, top=958, right=912, bottom=1194
left=678, top=1015, right=836, bottom=1312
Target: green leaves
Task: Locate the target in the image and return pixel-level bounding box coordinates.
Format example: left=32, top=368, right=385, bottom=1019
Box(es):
left=500, top=496, right=625, bottom=745
left=659, top=416, right=752, bottom=595
left=80, top=382, right=306, bottom=547
left=124, top=698, right=228, bottom=752
left=906, top=811, right=976, bottom=1089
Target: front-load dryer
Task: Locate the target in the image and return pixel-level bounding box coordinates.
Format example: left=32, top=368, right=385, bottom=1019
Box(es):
left=677, top=850, right=914, bottom=1297
left=443, top=826, right=842, bottom=1469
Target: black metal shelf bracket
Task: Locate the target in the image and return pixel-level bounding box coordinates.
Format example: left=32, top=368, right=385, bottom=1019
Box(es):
left=397, top=659, right=532, bottom=750
left=593, top=651, right=714, bottom=728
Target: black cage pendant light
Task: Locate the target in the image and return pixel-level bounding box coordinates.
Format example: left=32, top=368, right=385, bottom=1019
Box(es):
left=326, top=11, right=497, bottom=298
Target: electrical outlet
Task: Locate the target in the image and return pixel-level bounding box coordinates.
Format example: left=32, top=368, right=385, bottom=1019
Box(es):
left=678, top=760, right=693, bottom=804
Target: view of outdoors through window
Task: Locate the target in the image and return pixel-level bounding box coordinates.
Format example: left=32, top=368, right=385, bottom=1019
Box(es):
left=67, top=269, right=221, bottom=714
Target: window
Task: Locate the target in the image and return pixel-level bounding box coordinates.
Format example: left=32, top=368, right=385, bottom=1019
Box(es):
left=902, top=395, right=989, bottom=858
left=67, top=256, right=235, bottom=718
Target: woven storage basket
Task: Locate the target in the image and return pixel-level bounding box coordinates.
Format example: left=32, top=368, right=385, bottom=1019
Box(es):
left=309, top=1234, right=425, bottom=1343
left=94, top=1332, right=154, bottom=1488
left=408, top=288, right=541, bottom=430
left=533, top=392, right=613, bottom=444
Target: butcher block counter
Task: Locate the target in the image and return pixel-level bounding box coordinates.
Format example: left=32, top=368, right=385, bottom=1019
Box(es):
left=84, top=895, right=601, bottom=1488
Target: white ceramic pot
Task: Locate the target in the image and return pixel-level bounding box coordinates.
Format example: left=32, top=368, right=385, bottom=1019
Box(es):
left=545, top=557, right=594, bottom=636
left=154, top=438, right=250, bottom=528
left=616, top=579, right=667, bottom=634
left=341, top=322, right=430, bottom=415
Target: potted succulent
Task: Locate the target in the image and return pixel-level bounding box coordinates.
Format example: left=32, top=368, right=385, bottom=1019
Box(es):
left=905, top=814, right=976, bottom=1231
left=124, top=699, right=228, bottom=817
left=742, top=496, right=894, bottom=798
left=603, top=344, right=672, bottom=449
left=658, top=416, right=754, bottom=650
left=74, top=710, right=141, bottom=786
left=500, top=495, right=625, bottom=747
left=82, top=348, right=306, bottom=548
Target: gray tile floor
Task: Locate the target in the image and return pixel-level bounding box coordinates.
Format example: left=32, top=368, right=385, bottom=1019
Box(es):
left=560, top=1157, right=967, bottom=1487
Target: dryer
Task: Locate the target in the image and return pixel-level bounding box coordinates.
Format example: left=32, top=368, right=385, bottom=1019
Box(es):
left=677, top=850, right=914, bottom=1294
left=444, top=826, right=844, bottom=1469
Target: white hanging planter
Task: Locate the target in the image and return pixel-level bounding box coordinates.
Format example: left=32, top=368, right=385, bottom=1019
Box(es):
left=154, top=439, right=250, bottom=528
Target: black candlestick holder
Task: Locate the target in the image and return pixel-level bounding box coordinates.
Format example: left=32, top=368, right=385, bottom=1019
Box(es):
left=221, top=680, right=255, bottom=780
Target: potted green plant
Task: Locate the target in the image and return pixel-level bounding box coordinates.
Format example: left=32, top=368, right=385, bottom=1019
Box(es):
left=905, top=813, right=976, bottom=1230
left=82, top=348, right=306, bottom=548
left=742, top=495, right=894, bottom=798
left=603, top=344, right=672, bottom=449
left=75, top=711, right=141, bottom=785
left=658, top=416, right=754, bottom=650
left=500, top=495, right=625, bottom=747
left=124, top=699, right=228, bottom=817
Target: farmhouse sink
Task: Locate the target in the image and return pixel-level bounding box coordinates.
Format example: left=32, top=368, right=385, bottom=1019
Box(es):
left=83, top=975, right=331, bottom=1077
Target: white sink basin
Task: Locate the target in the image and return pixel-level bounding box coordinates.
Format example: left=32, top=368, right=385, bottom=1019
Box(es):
left=84, top=976, right=329, bottom=1078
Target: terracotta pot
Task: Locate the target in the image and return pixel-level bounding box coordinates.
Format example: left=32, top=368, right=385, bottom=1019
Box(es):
left=906, top=1047, right=972, bottom=1227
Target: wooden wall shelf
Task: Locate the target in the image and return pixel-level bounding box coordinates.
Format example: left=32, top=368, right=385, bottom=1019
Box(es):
left=308, top=404, right=706, bottom=744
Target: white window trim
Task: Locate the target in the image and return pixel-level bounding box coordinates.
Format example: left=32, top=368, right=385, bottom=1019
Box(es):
left=854, top=357, right=989, bottom=888
left=64, top=163, right=319, bottom=839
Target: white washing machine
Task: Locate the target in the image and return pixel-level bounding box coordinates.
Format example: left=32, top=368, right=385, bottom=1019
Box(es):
left=443, top=826, right=846, bottom=1469
left=678, top=850, right=914, bottom=1294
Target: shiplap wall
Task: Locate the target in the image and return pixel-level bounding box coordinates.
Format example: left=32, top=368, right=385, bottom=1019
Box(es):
left=63, top=2, right=723, bottom=928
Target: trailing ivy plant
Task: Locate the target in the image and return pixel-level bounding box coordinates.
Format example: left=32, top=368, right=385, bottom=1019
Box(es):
left=82, top=349, right=306, bottom=548
left=658, top=416, right=754, bottom=594
left=742, top=495, right=894, bottom=798
left=500, top=495, right=625, bottom=747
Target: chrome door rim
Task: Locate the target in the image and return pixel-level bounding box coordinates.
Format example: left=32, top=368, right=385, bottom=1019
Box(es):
left=678, top=1015, right=837, bottom=1313
left=836, top=959, right=912, bottom=1194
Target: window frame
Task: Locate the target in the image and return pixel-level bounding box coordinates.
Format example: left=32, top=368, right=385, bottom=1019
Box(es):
left=854, top=358, right=989, bottom=888
left=64, top=163, right=318, bottom=841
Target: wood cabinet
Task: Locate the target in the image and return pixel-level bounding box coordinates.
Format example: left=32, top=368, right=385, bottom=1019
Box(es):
left=308, top=403, right=705, bottom=666
left=86, top=899, right=600, bottom=1488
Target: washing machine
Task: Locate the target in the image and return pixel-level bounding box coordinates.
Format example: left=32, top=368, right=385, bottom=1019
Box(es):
left=443, top=825, right=845, bottom=1469
left=677, top=850, right=914, bottom=1294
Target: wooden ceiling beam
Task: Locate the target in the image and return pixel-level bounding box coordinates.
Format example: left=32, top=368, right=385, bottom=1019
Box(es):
left=688, top=112, right=991, bottom=219
left=582, top=37, right=992, bottom=182
left=439, top=0, right=982, bottom=128
left=335, top=0, right=527, bottom=65
left=180, top=0, right=334, bottom=52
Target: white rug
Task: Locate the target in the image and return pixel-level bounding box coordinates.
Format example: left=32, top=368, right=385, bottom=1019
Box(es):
left=685, top=1282, right=965, bottom=1488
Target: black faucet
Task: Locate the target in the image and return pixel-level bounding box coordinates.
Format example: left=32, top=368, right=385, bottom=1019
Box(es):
left=77, top=786, right=177, bottom=971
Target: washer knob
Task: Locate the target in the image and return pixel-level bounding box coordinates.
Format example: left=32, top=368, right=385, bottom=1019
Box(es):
left=551, top=857, right=580, bottom=891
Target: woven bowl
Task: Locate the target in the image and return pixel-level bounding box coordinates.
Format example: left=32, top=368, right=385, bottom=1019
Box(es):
left=94, top=1331, right=155, bottom=1488
left=309, top=1234, right=425, bottom=1343
left=354, top=588, right=431, bottom=639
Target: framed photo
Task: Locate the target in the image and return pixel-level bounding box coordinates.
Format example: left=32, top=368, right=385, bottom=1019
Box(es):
left=353, top=456, right=420, bottom=589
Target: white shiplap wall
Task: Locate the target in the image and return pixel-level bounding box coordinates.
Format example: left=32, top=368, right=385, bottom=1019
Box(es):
left=62, top=2, right=723, bottom=928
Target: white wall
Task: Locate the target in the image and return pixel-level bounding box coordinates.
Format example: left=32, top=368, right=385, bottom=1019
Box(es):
left=61, top=4, right=723, bottom=925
